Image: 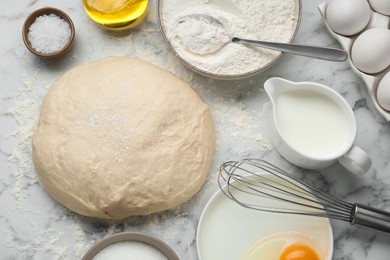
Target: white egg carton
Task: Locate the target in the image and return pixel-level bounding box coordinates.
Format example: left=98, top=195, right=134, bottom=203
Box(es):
left=318, top=1, right=390, bottom=121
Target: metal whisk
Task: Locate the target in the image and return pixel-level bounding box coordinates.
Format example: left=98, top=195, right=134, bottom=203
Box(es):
left=218, top=159, right=390, bottom=234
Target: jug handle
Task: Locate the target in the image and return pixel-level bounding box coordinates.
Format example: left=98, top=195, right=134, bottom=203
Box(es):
left=338, top=146, right=372, bottom=176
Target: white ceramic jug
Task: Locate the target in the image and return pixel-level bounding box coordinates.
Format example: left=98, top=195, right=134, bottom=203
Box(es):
left=264, top=77, right=371, bottom=176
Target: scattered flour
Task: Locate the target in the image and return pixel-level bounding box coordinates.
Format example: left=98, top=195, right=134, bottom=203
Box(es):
left=161, top=0, right=298, bottom=76
left=6, top=72, right=44, bottom=200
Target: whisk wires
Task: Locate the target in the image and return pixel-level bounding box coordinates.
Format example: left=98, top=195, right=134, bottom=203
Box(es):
left=218, top=159, right=354, bottom=222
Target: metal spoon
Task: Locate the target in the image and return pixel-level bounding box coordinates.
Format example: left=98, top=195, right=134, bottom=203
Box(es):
left=232, top=37, right=348, bottom=62
left=178, top=14, right=348, bottom=62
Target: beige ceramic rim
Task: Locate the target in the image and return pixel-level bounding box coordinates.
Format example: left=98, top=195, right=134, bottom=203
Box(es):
left=82, top=232, right=179, bottom=260
left=22, top=7, right=75, bottom=58
left=157, top=0, right=302, bottom=80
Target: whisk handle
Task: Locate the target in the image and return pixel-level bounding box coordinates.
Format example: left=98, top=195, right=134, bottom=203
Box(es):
left=351, top=203, right=390, bottom=234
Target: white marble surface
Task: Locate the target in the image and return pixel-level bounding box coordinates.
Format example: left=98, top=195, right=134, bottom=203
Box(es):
left=1, top=0, right=390, bottom=259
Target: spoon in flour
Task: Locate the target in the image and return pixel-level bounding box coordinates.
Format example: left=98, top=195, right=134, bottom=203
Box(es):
left=174, top=14, right=348, bottom=61
left=173, top=14, right=231, bottom=55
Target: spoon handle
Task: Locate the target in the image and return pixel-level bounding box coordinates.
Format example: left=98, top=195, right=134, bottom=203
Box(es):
left=232, top=37, right=348, bottom=62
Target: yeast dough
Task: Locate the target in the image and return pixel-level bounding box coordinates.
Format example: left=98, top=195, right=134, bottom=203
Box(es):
left=32, top=57, right=215, bottom=219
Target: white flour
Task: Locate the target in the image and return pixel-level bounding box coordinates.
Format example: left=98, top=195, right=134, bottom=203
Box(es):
left=161, top=0, right=297, bottom=76
left=173, top=15, right=230, bottom=55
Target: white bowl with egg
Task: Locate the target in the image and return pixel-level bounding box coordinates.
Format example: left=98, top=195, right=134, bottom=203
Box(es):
left=157, top=0, right=302, bottom=80
left=319, top=0, right=390, bottom=120
left=196, top=174, right=333, bottom=260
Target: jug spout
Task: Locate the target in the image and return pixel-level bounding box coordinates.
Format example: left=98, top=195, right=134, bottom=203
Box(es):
left=264, top=77, right=297, bottom=104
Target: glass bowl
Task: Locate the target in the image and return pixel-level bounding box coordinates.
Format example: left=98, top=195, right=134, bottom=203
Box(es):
left=157, top=0, right=302, bottom=80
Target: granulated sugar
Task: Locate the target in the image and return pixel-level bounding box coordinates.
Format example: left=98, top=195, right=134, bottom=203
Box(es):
left=93, top=241, right=167, bottom=260
left=161, top=0, right=298, bottom=76
left=28, top=13, right=71, bottom=54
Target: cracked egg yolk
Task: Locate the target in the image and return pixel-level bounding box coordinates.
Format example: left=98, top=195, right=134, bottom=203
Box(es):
left=242, top=232, right=323, bottom=260
left=279, top=244, right=320, bottom=260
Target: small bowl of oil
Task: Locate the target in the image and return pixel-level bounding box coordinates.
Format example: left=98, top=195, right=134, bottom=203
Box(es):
left=82, top=0, right=149, bottom=31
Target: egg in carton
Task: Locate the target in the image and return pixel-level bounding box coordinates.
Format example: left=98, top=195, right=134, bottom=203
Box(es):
left=318, top=0, right=390, bottom=121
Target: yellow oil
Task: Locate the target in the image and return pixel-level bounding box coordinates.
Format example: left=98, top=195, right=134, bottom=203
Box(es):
left=82, top=0, right=148, bottom=30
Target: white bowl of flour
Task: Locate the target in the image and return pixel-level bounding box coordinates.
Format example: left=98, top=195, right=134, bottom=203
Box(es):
left=158, top=0, right=301, bottom=79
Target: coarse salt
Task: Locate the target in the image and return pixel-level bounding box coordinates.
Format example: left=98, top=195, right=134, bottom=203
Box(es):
left=93, top=241, right=168, bottom=260
left=27, top=13, right=71, bottom=54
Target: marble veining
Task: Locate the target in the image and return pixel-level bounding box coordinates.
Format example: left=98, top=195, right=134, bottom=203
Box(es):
left=1, top=0, right=390, bottom=259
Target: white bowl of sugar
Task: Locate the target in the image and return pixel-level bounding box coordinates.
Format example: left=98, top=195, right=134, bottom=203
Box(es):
left=82, top=232, right=179, bottom=260
left=157, top=0, right=302, bottom=80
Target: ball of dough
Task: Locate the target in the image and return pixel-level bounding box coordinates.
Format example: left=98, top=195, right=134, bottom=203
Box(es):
left=32, top=57, right=215, bottom=219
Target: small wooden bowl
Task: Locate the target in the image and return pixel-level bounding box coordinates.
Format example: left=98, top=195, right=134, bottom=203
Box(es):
left=22, top=7, right=75, bottom=58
